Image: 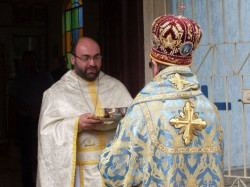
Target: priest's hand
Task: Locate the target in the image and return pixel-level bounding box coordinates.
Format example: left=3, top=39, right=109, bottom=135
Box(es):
left=78, top=113, right=102, bottom=132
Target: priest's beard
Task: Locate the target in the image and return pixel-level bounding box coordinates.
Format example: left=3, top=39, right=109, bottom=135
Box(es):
left=74, top=63, right=100, bottom=82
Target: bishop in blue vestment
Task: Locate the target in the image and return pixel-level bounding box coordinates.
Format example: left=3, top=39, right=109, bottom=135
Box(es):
left=98, top=15, right=224, bottom=187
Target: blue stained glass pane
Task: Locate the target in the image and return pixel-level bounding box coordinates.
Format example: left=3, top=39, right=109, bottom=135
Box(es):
left=72, top=29, right=79, bottom=43
left=71, top=8, right=79, bottom=29
left=65, top=11, right=71, bottom=31
left=79, top=7, right=83, bottom=27
left=71, top=3, right=80, bottom=8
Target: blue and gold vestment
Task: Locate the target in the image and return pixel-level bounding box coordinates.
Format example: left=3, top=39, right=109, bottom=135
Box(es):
left=98, top=65, right=224, bottom=187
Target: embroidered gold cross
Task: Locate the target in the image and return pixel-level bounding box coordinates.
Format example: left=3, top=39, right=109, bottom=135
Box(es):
left=170, top=101, right=207, bottom=145
left=169, top=73, right=189, bottom=90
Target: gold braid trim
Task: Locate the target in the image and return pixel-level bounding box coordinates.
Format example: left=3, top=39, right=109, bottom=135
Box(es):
left=80, top=165, right=84, bottom=187
left=76, top=160, right=99, bottom=165
left=150, top=51, right=192, bottom=66
left=132, top=90, right=202, bottom=106
left=70, top=116, right=80, bottom=187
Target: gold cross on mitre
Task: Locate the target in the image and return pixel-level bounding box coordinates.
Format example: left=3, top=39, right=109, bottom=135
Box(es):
left=178, top=1, right=186, bottom=15
left=170, top=101, right=207, bottom=145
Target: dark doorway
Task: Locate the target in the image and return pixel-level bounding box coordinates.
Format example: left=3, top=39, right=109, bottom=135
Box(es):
left=84, top=0, right=145, bottom=98
left=100, top=0, right=145, bottom=98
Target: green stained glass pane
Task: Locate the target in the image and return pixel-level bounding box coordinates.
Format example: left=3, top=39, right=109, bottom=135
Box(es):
left=65, top=11, right=71, bottom=31
left=66, top=52, right=72, bottom=69
left=71, top=8, right=79, bottom=29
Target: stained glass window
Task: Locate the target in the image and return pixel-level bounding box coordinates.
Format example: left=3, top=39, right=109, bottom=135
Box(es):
left=63, top=0, right=83, bottom=69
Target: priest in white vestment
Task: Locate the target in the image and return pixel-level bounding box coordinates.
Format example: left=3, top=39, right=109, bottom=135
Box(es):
left=36, top=37, right=133, bottom=187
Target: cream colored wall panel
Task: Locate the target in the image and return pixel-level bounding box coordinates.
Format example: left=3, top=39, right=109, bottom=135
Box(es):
left=143, top=0, right=170, bottom=84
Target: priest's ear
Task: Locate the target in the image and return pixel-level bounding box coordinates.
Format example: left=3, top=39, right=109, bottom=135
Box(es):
left=152, top=60, right=159, bottom=77
left=70, top=54, right=76, bottom=66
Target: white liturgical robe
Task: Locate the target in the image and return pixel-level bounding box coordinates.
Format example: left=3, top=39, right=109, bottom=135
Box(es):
left=36, top=70, right=133, bottom=187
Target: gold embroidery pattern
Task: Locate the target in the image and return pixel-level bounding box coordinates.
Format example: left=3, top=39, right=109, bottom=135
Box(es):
left=170, top=101, right=207, bottom=145
left=159, top=21, right=184, bottom=54
left=98, top=67, right=224, bottom=185
left=194, top=25, right=202, bottom=49
left=77, top=81, right=107, bottom=152
left=140, top=103, right=219, bottom=153
left=99, top=100, right=224, bottom=186
left=157, top=65, right=191, bottom=75
left=152, top=16, right=202, bottom=54
left=88, top=82, right=107, bottom=149
left=97, top=131, right=107, bottom=148
left=150, top=50, right=192, bottom=66
left=170, top=65, right=192, bottom=73
left=186, top=20, right=193, bottom=40
left=77, top=135, right=106, bottom=152
left=82, top=138, right=96, bottom=147
left=169, top=73, right=190, bottom=90
left=132, top=65, right=201, bottom=106
left=132, top=90, right=202, bottom=106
